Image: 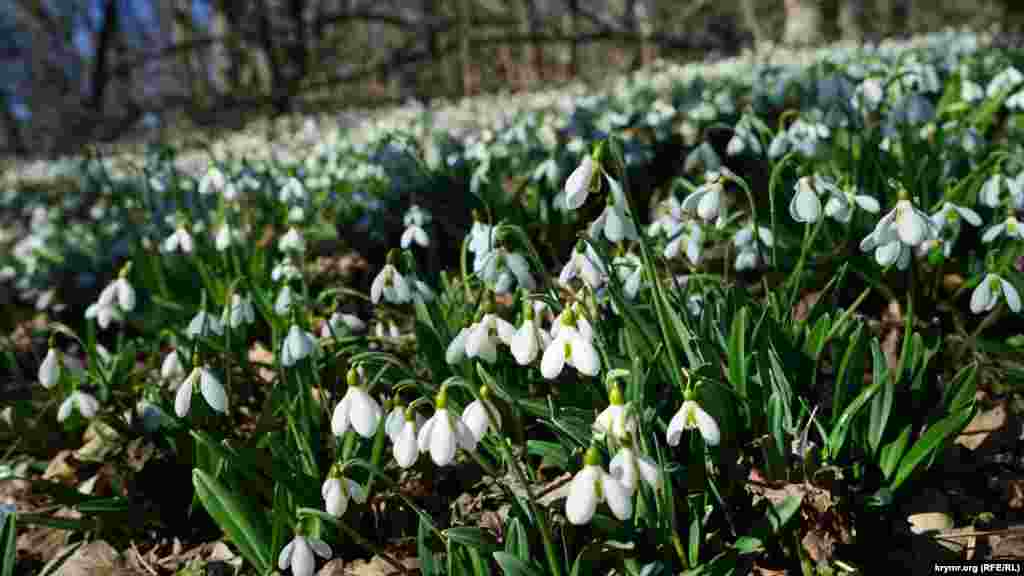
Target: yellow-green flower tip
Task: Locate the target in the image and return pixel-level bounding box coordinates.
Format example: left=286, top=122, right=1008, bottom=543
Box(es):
left=583, top=446, right=602, bottom=467
left=346, top=367, right=360, bottom=388
left=608, top=382, right=624, bottom=406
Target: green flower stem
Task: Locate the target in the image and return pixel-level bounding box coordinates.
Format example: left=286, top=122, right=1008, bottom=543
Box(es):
left=363, top=409, right=388, bottom=498
left=344, top=459, right=445, bottom=542
left=788, top=217, right=825, bottom=312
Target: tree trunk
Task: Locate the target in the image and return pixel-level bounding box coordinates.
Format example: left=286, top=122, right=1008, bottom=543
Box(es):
left=89, top=0, right=118, bottom=113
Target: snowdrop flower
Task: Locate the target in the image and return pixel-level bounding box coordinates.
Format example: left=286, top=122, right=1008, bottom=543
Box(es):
left=982, top=214, right=1024, bottom=243
left=684, top=141, right=721, bottom=174
left=541, top=306, right=600, bottom=379
left=980, top=174, right=1012, bottom=208
left=559, top=242, right=607, bottom=290
left=667, top=397, right=720, bottom=446
left=1008, top=89, right=1024, bottom=111
left=282, top=325, right=317, bottom=367
left=271, top=259, right=301, bottom=282
left=278, top=534, right=331, bottom=576
left=962, top=78, right=984, bottom=103
left=852, top=77, right=884, bottom=113
left=162, top=226, right=194, bottom=254
left=331, top=368, right=383, bottom=439
left=279, top=228, right=305, bottom=254
left=733, top=223, right=773, bottom=272
left=279, top=177, right=307, bottom=203
left=214, top=223, right=238, bottom=252
left=223, top=293, right=255, bottom=328
left=860, top=226, right=912, bottom=270
left=322, top=471, right=367, bottom=517
left=566, top=447, right=632, bottom=525
left=370, top=264, right=412, bottom=305
left=58, top=391, right=99, bottom=422
left=986, top=66, right=1024, bottom=99
left=872, top=197, right=936, bottom=247
left=104, top=275, right=136, bottom=312
left=274, top=285, right=295, bottom=315
left=417, top=389, right=476, bottom=467
left=186, top=310, right=224, bottom=338
left=507, top=307, right=549, bottom=366
left=822, top=182, right=880, bottom=223
left=85, top=294, right=120, bottom=329
left=664, top=220, right=703, bottom=266
left=682, top=172, right=726, bottom=222
left=970, top=273, right=1021, bottom=314
left=388, top=407, right=424, bottom=468
left=288, top=206, right=305, bottom=223
left=175, top=366, right=228, bottom=417
left=588, top=174, right=638, bottom=243
left=401, top=205, right=431, bottom=249
left=199, top=166, right=229, bottom=197
left=464, top=313, right=515, bottom=363
left=726, top=116, right=762, bottom=157
left=593, top=384, right=636, bottom=444
left=160, top=349, right=186, bottom=383
left=565, top=154, right=598, bottom=210
left=609, top=444, right=661, bottom=495
left=613, top=252, right=644, bottom=300
left=467, top=218, right=495, bottom=255
left=445, top=326, right=471, bottom=365
left=930, top=202, right=981, bottom=257
left=462, top=387, right=501, bottom=443
left=39, top=347, right=61, bottom=389
left=321, top=312, right=366, bottom=338
left=474, top=245, right=536, bottom=294
left=789, top=176, right=823, bottom=223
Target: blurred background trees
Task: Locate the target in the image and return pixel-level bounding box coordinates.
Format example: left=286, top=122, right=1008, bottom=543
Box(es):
left=2, top=0, right=1023, bottom=158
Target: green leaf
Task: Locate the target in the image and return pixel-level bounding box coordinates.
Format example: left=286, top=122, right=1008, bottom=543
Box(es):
left=446, top=527, right=499, bottom=554
left=879, top=424, right=912, bottom=480
left=0, top=509, right=14, bottom=576
left=570, top=544, right=599, bottom=576
left=504, top=517, right=530, bottom=562
left=527, top=440, right=570, bottom=471
left=891, top=406, right=974, bottom=491
left=868, top=339, right=894, bottom=455
left=768, top=494, right=803, bottom=532
left=943, top=363, right=977, bottom=413
left=192, top=468, right=272, bottom=574
left=828, top=377, right=880, bottom=460
left=727, top=307, right=749, bottom=398
left=419, top=516, right=436, bottom=576
left=493, top=552, right=545, bottom=576
left=733, top=536, right=763, bottom=555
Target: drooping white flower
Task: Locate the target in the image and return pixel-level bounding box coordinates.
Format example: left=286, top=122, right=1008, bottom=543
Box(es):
left=199, top=166, right=229, bottom=197
left=39, top=348, right=61, bottom=389
left=279, top=228, right=306, bottom=254
left=981, top=215, right=1024, bottom=244
left=162, top=227, right=194, bottom=254
left=58, top=391, right=99, bottom=422
left=541, top=307, right=600, bottom=379
left=565, top=155, right=597, bottom=210
left=271, top=259, right=302, bottom=283
left=474, top=245, right=536, bottom=295
left=370, top=264, right=412, bottom=305
left=175, top=366, right=228, bottom=417
left=462, top=392, right=501, bottom=443
left=822, top=182, right=880, bottom=224
left=667, top=399, right=720, bottom=446
left=789, top=176, right=822, bottom=223
left=160, top=349, right=186, bottom=383
left=559, top=242, right=607, bottom=290
left=970, top=273, right=1021, bottom=314
left=215, top=223, right=237, bottom=252
left=274, top=285, right=295, bottom=316
left=508, top=311, right=550, bottom=366
left=85, top=296, right=120, bottom=330
left=986, top=66, right=1024, bottom=99
left=566, top=447, right=632, bottom=525
left=859, top=216, right=911, bottom=270
left=467, top=220, right=494, bottom=255
left=593, top=386, right=637, bottom=444
left=282, top=325, right=317, bottom=367
left=663, top=220, right=703, bottom=266
left=732, top=223, right=773, bottom=272
left=321, top=312, right=366, bottom=339
left=417, top=396, right=476, bottom=467
left=331, top=369, right=383, bottom=439
left=682, top=172, right=726, bottom=222
left=278, top=535, right=331, bottom=576
left=588, top=174, right=638, bottom=243
left=104, top=277, right=136, bottom=312
left=929, top=202, right=981, bottom=257
left=390, top=409, right=423, bottom=469
left=322, top=474, right=367, bottom=517
left=186, top=311, right=224, bottom=339
left=465, top=314, right=515, bottom=364
left=278, top=177, right=307, bottom=203
left=223, top=293, right=255, bottom=328
left=445, top=326, right=471, bottom=365
left=609, top=446, right=662, bottom=495
left=401, top=204, right=431, bottom=249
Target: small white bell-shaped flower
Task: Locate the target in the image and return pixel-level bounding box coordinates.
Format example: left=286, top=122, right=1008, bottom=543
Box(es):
left=474, top=245, right=536, bottom=294
left=541, top=306, right=600, bottom=379
left=161, top=348, right=186, bottom=384
left=664, top=220, right=703, bottom=266
left=370, top=263, right=412, bottom=305
left=565, top=154, right=598, bottom=210
left=274, top=285, right=295, bottom=316
left=322, top=468, right=367, bottom=517
left=278, top=177, right=307, bottom=203
left=279, top=228, right=306, bottom=254
left=588, top=174, right=638, bottom=243
left=667, top=395, right=720, bottom=446
left=186, top=310, right=224, bottom=339
left=223, top=293, right=255, bottom=328
left=58, top=390, right=99, bottom=422
left=559, top=242, right=607, bottom=290
left=331, top=368, right=383, bottom=439
left=388, top=406, right=424, bottom=469
left=929, top=202, right=981, bottom=257
left=417, top=388, right=477, bottom=467
left=508, top=305, right=550, bottom=365
left=970, top=273, right=1021, bottom=314
left=465, top=313, right=516, bottom=364
left=566, top=446, right=633, bottom=525
left=282, top=325, right=317, bottom=367
left=175, top=365, right=228, bottom=417
left=401, top=204, right=431, bottom=249
left=162, top=226, right=194, bottom=254
left=789, top=176, right=823, bottom=223
left=199, top=166, right=232, bottom=197
left=321, top=312, right=366, bottom=339
left=85, top=297, right=120, bottom=330
left=732, top=223, right=773, bottom=272
left=593, top=383, right=637, bottom=445
left=859, top=218, right=911, bottom=270
left=682, top=172, right=726, bottom=222
left=39, top=347, right=61, bottom=389
left=887, top=198, right=935, bottom=247
left=271, top=259, right=301, bottom=282
left=609, top=444, right=662, bottom=495
left=278, top=533, right=331, bottom=576
left=822, top=181, right=880, bottom=224
left=214, top=223, right=236, bottom=252
left=982, top=214, right=1024, bottom=244
left=613, top=252, right=644, bottom=300
left=462, top=386, right=501, bottom=443
left=445, top=326, right=471, bottom=365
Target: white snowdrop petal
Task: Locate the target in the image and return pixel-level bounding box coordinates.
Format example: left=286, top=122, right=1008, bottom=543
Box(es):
left=636, top=454, right=662, bottom=490
left=609, top=449, right=638, bottom=494
left=331, top=394, right=352, bottom=436
left=58, top=396, right=74, bottom=423
left=278, top=541, right=295, bottom=571
left=462, top=400, right=489, bottom=442
left=175, top=375, right=193, bottom=418
left=566, top=467, right=600, bottom=525
left=395, top=421, right=419, bottom=468
left=446, top=327, right=469, bottom=365
left=570, top=337, right=600, bottom=376
left=39, top=349, right=60, bottom=389
left=200, top=370, right=228, bottom=413
left=309, top=538, right=332, bottom=560
left=666, top=407, right=687, bottom=447
left=540, top=339, right=566, bottom=379
left=693, top=405, right=721, bottom=446
left=291, top=537, right=314, bottom=576
left=350, top=390, right=381, bottom=438
left=77, top=393, right=99, bottom=418
left=417, top=416, right=437, bottom=453
left=429, top=410, right=457, bottom=466
left=601, top=473, right=633, bottom=520
left=1002, top=279, right=1021, bottom=313
left=348, top=479, right=367, bottom=504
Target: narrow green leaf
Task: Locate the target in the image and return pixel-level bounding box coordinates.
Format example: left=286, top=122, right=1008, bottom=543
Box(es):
left=446, top=527, right=499, bottom=554
left=192, top=469, right=272, bottom=574
left=879, top=424, right=912, bottom=480
left=868, top=339, right=894, bottom=455
left=727, top=307, right=748, bottom=398
left=891, top=407, right=974, bottom=491
left=419, top=516, right=436, bottom=576
left=828, top=379, right=880, bottom=460
left=493, top=552, right=545, bottom=576
left=1, top=510, right=15, bottom=576
left=504, top=517, right=530, bottom=562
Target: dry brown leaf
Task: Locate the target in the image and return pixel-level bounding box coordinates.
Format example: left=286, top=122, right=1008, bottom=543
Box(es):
left=43, top=450, right=78, bottom=486
left=792, top=290, right=822, bottom=323
left=248, top=342, right=277, bottom=384
left=956, top=401, right=1009, bottom=452
left=344, top=555, right=418, bottom=576
left=319, top=558, right=346, bottom=576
